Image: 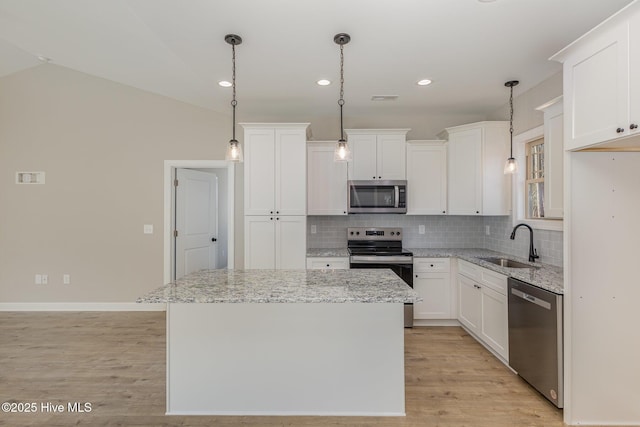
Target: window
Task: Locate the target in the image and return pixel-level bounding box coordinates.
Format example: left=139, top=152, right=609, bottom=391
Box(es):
left=525, top=138, right=544, bottom=218
left=512, top=126, right=562, bottom=232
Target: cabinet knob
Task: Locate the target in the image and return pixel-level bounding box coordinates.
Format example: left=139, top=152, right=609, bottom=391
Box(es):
left=415, top=274, right=418, bottom=278
left=326, top=264, right=330, bottom=267
left=430, top=264, right=434, bottom=267
left=343, top=211, right=347, bottom=214
left=631, top=124, right=638, bottom=130
left=270, top=217, right=273, bottom=220
left=270, top=211, right=274, bottom=214
left=617, top=127, right=625, bottom=133
left=442, top=211, right=446, bottom=214
left=276, top=211, right=280, bottom=214
left=378, top=176, right=381, bottom=179
left=373, top=176, right=376, bottom=179
left=276, top=217, right=280, bottom=220
left=476, top=211, right=480, bottom=214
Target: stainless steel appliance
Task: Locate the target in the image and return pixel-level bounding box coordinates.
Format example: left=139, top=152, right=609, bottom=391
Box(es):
left=348, top=180, right=407, bottom=214
left=347, top=227, right=414, bottom=327
left=508, top=277, right=564, bottom=408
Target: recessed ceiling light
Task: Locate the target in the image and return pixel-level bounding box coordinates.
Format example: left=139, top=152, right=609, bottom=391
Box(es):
left=417, top=79, right=432, bottom=86
left=36, top=55, right=51, bottom=63
left=218, top=81, right=232, bottom=87
left=317, top=79, right=331, bottom=86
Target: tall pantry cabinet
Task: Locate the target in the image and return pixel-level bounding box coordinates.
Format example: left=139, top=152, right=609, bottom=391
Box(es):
left=242, top=123, right=309, bottom=269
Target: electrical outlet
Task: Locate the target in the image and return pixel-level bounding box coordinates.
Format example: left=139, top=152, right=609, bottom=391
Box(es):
left=63, top=274, right=71, bottom=285
left=418, top=225, right=425, bottom=235
left=41, top=274, right=48, bottom=285
left=144, top=224, right=154, bottom=234
left=485, top=225, right=491, bottom=236
left=311, top=225, right=317, bottom=234
left=35, top=274, right=42, bottom=285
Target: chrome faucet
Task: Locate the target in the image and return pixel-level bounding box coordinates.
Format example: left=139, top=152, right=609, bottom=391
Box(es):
left=510, top=223, right=539, bottom=262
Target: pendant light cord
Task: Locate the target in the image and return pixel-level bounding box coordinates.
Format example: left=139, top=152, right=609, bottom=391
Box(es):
left=231, top=43, right=237, bottom=142
left=338, top=42, right=345, bottom=141
left=509, top=84, right=514, bottom=158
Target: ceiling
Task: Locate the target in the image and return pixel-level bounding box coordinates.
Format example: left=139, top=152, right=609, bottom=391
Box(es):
left=0, top=0, right=634, bottom=125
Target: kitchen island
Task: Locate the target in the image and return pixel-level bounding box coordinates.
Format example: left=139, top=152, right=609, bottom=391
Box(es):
left=137, top=269, right=419, bottom=416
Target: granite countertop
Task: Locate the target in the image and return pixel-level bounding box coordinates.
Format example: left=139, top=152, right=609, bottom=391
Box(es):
left=306, top=247, right=563, bottom=294
left=307, top=248, right=350, bottom=257
left=137, top=269, right=421, bottom=304
left=407, top=248, right=563, bottom=294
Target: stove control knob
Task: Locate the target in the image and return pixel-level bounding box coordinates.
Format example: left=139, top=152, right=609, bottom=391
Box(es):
left=390, top=232, right=395, bottom=236
left=397, top=231, right=401, bottom=236
left=350, top=231, right=354, bottom=235
left=356, top=231, right=360, bottom=235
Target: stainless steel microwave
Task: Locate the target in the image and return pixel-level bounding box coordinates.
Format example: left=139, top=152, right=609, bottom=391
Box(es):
left=348, top=180, right=407, bottom=214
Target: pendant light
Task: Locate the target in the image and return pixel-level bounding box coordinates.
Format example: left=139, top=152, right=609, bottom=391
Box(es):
left=225, top=34, right=243, bottom=162
left=504, top=80, right=519, bottom=174
left=334, top=33, right=352, bottom=162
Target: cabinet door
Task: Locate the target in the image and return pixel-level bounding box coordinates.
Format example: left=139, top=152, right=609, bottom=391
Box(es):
left=275, top=128, right=307, bottom=215
left=377, top=134, right=406, bottom=180
left=543, top=101, right=564, bottom=218
left=307, top=143, right=348, bottom=215
left=244, top=129, right=276, bottom=215
left=406, top=142, right=447, bottom=215
left=348, top=134, right=378, bottom=180
left=458, top=274, right=481, bottom=334
left=414, top=273, right=451, bottom=319
left=480, top=286, right=509, bottom=361
left=629, top=14, right=640, bottom=138
left=244, top=216, right=275, bottom=269
left=448, top=128, right=482, bottom=215
left=275, top=216, right=306, bottom=269
left=564, top=23, right=629, bottom=150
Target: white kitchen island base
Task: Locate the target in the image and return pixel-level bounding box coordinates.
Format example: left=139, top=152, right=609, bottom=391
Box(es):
left=167, top=302, right=406, bottom=416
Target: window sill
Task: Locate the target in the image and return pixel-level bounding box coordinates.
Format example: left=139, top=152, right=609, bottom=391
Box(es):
left=512, top=217, right=563, bottom=232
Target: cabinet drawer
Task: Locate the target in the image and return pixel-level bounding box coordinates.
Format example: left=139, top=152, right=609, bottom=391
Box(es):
left=457, top=259, right=481, bottom=281
left=306, top=257, right=350, bottom=270
left=414, top=257, right=450, bottom=273
left=480, top=268, right=508, bottom=295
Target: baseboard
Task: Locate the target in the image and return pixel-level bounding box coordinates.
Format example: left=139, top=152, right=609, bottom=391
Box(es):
left=413, top=319, right=460, bottom=327
left=0, top=302, right=166, bottom=311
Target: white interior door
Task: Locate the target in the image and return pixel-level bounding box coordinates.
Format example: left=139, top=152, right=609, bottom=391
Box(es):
left=175, top=169, right=218, bottom=279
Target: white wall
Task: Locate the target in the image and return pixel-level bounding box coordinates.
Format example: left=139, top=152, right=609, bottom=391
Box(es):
left=0, top=64, right=238, bottom=302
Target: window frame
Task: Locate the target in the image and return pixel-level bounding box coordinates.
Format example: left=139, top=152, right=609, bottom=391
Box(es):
left=511, top=125, right=563, bottom=231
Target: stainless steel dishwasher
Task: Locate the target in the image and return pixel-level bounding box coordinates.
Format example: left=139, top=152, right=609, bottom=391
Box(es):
left=508, top=277, right=563, bottom=408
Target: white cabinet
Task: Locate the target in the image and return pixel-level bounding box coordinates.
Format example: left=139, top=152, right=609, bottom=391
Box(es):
left=245, top=216, right=306, bottom=269
left=306, top=257, right=350, bottom=270
left=413, top=258, right=452, bottom=320
left=537, top=97, right=564, bottom=218
left=457, top=259, right=509, bottom=361
left=345, top=129, right=409, bottom=180
left=440, top=122, right=510, bottom=216
left=243, top=123, right=309, bottom=269
left=243, top=124, right=309, bottom=216
left=551, top=8, right=640, bottom=150
left=406, top=141, right=447, bottom=215
left=306, top=142, right=348, bottom=215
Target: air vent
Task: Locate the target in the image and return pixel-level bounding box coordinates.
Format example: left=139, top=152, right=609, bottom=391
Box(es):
left=371, top=95, right=398, bottom=101
left=16, top=172, right=45, bottom=184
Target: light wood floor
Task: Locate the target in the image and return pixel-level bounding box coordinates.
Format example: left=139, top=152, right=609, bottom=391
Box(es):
left=0, top=312, right=565, bottom=426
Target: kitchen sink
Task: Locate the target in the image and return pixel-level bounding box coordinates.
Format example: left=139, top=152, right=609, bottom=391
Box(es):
left=480, top=257, right=539, bottom=269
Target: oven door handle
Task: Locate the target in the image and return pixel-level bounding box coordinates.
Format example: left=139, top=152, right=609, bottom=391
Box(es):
left=350, top=255, right=413, bottom=264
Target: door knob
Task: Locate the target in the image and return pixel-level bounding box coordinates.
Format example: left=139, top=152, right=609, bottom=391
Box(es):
left=211, top=237, right=217, bottom=242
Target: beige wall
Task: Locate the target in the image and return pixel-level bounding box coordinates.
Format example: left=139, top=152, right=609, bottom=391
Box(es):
left=0, top=64, right=240, bottom=302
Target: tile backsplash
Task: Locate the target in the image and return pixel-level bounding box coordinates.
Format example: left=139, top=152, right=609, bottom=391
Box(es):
left=307, top=214, right=563, bottom=267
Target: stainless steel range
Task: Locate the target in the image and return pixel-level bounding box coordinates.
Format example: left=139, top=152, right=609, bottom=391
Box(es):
left=347, top=227, right=414, bottom=327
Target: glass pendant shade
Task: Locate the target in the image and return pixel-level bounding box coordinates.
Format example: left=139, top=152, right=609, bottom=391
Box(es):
left=334, top=140, right=352, bottom=162
left=225, top=139, right=243, bottom=162
left=504, top=157, right=518, bottom=174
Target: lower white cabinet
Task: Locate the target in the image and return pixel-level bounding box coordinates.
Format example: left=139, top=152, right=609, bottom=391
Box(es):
left=306, top=257, right=350, bottom=270
left=413, top=258, right=453, bottom=319
left=457, top=259, right=508, bottom=361
left=244, top=216, right=306, bottom=269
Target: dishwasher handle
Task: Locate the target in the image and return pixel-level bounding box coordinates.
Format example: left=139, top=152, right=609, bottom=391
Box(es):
left=511, top=288, right=552, bottom=310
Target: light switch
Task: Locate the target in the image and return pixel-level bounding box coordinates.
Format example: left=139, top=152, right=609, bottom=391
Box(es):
left=418, top=225, right=425, bottom=235
left=144, top=224, right=153, bottom=234
left=63, top=274, right=71, bottom=285
left=485, top=225, right=491, bottom=236
left=311, top=225, right=317, bottom=234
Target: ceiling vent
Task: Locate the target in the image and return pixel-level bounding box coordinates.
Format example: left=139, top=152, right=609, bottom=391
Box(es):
left=371, top=95, right=398, bottom=101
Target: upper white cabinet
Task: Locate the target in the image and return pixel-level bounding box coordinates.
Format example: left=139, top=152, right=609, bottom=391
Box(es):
left=406, top=141, right=447, bottom=215
left=307, top=142, right=348, bottom=215
left=440, top=122, right=510, bottom=215
left=551, top=4, right=640, bottom=150
left=345, top=129, right=409, bottom=180
left=243, top=123, right=309, bottom=216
